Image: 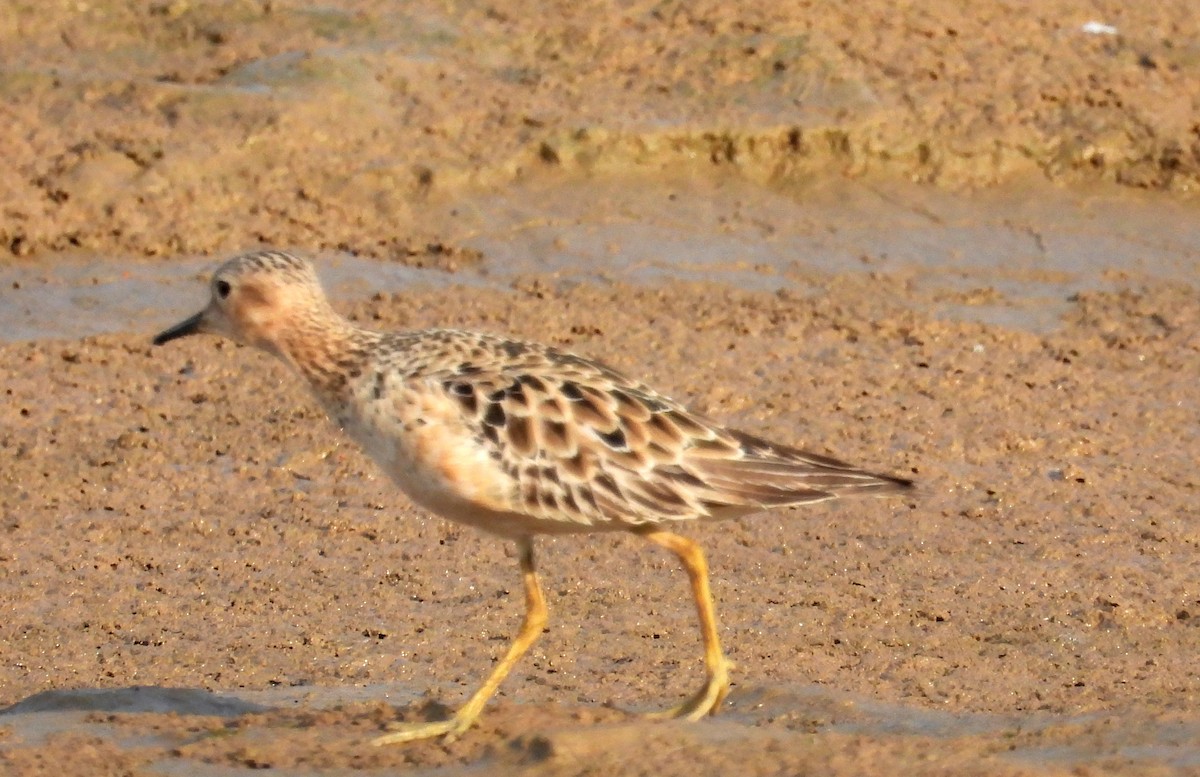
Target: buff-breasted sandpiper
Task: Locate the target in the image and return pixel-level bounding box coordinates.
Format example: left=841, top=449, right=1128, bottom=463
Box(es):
left=153, top=249, right=913, bottom=744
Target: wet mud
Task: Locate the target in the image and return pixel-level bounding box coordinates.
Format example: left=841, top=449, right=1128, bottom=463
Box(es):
left=2, top=1, right=1200, bottom=775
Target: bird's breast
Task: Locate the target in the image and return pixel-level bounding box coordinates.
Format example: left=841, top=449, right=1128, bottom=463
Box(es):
left=334, top=380, right=519, bottom=524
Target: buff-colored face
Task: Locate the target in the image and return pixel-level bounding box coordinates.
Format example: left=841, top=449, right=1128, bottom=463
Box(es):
left=153, top=252, right=322, bottom=353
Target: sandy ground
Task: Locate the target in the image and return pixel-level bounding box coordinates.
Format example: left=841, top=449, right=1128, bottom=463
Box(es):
left=2, top=1, right=1200, bottom=775
left=4, top=0, right=1200, bottom=262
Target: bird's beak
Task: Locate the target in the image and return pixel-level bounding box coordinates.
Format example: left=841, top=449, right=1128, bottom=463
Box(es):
left=153, top=310, right=206, bottom=346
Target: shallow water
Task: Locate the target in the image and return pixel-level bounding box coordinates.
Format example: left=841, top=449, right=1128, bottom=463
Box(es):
left=4, top=682, right=1199, bottom=774
left=3, top=176, right=1197, bottom=342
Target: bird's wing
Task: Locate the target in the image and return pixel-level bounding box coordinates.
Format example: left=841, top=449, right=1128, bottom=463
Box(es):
left=415, top=335, right=911, bottom=528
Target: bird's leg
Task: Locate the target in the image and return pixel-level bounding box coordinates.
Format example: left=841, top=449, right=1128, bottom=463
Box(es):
left=373, top=537, right=547, bottom=745
left=634, top=527, right=733, bottom=721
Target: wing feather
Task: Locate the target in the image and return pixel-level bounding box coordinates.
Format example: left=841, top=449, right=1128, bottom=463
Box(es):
left=415, top=330, right=911, bottom=529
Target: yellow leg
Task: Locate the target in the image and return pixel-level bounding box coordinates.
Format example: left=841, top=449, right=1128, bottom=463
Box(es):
left=373, top=538, right=547, bottom=745
left=635, top=527, right=733, bottom=721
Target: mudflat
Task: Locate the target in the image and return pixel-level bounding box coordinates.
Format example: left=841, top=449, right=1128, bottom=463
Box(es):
left=2, top=1, right=1198, bottom=774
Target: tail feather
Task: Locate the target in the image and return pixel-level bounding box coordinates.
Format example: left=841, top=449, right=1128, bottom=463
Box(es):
left=684, top=427, right=913, bottom=512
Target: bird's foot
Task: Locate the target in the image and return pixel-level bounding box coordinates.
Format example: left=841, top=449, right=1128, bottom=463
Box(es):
left=646, top=655, right=734, bottom=722
left=372, top=711, right=476, bottom=746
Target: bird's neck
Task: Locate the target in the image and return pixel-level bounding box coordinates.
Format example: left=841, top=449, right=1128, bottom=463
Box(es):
left=269, top=310, right=379, bottom=404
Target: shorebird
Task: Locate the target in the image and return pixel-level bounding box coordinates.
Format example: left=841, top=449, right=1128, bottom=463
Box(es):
left=153, top=250, right=913, bottom=744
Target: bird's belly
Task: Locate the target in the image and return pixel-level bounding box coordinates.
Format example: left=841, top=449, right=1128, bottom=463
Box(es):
left=339, top=402, right=534, bottom=535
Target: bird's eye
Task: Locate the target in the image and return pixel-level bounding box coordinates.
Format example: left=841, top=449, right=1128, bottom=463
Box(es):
left=215, top=280, right=232, bottom=299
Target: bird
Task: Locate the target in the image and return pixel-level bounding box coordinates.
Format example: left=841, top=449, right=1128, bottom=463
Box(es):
left=152, top=249, right=913, bottom=745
